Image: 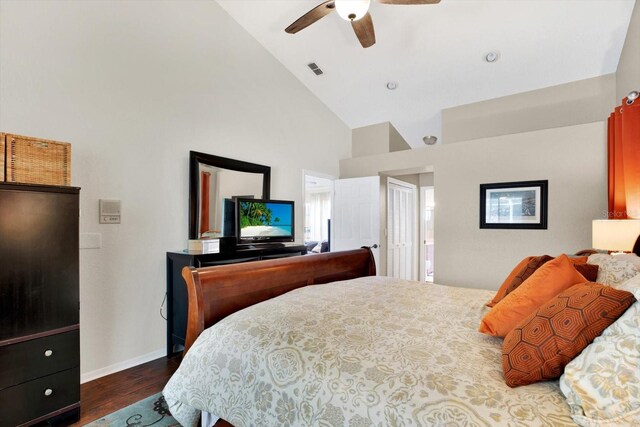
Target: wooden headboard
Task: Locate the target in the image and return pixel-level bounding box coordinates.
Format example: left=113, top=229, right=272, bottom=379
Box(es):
left=181, top=248, right=376, bottom=354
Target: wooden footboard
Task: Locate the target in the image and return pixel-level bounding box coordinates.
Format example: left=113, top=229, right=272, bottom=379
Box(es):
left=181, top=248, right=376, bottom=354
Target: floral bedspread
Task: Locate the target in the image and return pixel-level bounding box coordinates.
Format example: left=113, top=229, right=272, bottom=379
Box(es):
left=163, top=276, right=575, bottom=426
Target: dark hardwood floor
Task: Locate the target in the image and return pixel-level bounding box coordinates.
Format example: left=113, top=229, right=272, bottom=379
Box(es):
left=70, top=355, right=181, bottom=425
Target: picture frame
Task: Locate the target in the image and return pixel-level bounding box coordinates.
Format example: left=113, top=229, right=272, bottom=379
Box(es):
left=479, top=180, right=548, bottom=229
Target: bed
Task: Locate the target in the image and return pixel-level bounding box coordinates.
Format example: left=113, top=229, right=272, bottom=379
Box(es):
left=163, top=248, right=582, bottom=426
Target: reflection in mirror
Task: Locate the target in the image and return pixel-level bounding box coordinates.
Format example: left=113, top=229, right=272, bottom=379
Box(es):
left=198, top=165, right=264, bottom=238
left=189, top=151, right=270, bottom=240
left=304, top=172, right=333, bottom=253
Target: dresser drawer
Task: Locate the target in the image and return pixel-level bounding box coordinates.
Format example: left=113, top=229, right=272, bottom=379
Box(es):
left=0, top=367, right=79, bottom=427
left=0, top=330, right=79, bottom=390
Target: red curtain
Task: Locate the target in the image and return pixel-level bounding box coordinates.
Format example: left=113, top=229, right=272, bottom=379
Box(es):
left=608, top=94, right=640, bottom=219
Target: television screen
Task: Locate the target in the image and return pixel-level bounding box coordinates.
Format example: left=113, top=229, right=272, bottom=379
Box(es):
left=236, top=198, right=294, bottom=244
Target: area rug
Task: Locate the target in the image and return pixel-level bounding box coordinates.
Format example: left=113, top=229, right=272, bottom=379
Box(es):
left=84, top=392, right=180, bottom=426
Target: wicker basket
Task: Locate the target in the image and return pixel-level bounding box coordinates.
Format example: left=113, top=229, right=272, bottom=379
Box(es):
left=5, top=134, right=71, bottom=185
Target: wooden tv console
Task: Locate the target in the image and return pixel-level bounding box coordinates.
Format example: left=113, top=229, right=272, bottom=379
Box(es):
left=165, top=244, right=307, bottom=355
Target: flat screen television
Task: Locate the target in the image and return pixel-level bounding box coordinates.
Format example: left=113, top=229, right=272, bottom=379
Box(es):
left=235, top=198, right=295, bottom=245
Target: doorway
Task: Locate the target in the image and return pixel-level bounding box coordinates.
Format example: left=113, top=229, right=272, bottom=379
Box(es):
left=420, top=186, right=435, bottom=282
left=303, top=171, right=333, bottom=253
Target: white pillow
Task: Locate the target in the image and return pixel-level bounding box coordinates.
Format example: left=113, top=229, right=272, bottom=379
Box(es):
left=559, top=275, right=640, bottom=426
left=613, top=272, right=640, bottom=299
left=587, top=254, right=640, bottom=286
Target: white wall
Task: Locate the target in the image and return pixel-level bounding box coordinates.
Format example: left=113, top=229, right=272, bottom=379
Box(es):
left=341, top=122, right=607, bottom=290
left=352, top=122, right=410, bottom=157
left=388, top=123, right=411, bottom=153
left=419, top=173, right=434, bottom=187
left=442, top=74, right=616, bottom=143
left=352, top=123, right=390, bottom=158
left=616, top=0, right=639, bottom=101
left=0, top=1, right=350, bottom=379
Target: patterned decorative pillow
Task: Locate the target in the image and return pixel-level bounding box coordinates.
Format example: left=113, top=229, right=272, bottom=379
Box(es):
left=559, top=276, right=640, bottom=426
left=502, top=282, right=636, bottom=387
left=587, top=254, right=640, bottom=286
left=486, top=255, right=553, bottom=307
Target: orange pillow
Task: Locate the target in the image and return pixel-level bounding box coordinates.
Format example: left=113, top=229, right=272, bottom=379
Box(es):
left=487, top=255, right=553, bottom=307
left=487, top=255, right=590, bottom=307
left=502, top=282, right=635, bottom=387
left=486, top=256, right=534, bottom=307
left=479, top=254, right=587, bottom=337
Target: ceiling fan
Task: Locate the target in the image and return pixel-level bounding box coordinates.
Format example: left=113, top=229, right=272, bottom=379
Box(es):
left=285, top=0, right=441, bottom=48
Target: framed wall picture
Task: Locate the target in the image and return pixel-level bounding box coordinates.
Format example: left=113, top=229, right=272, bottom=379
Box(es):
left=480, top=180, right=548, bottom=229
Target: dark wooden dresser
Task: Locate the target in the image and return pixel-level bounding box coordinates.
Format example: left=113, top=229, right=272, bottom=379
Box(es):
left=166, top=244, right=307, bottom=355
left=0, top=183, right=80, bottom=426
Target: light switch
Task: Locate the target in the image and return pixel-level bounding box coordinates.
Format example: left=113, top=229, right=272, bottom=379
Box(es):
left=99, top=199, right=121, bottom=224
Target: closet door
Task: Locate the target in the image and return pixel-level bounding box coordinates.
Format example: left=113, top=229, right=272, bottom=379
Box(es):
left=386, top=178, right=416, bottom=280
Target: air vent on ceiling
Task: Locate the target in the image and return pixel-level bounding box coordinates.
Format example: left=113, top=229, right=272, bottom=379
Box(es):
left=307, top=62, right=323, bottom=76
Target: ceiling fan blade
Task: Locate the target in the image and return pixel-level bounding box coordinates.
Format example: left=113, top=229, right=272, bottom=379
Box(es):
left=285, top=1, right=335, bottom=34
left=377, top=0, right=441, bottom=4
left=351, top=13, right=376, bottom=48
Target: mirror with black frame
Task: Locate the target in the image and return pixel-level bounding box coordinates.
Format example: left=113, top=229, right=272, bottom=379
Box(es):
left=188, top=151, right=271, bottom=240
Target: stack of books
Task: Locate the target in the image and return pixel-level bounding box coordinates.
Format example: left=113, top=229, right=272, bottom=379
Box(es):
left=188, top=238, right=220, bottom=254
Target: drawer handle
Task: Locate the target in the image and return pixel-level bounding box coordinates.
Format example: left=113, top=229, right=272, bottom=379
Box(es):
left=44, top=349, right=53, bottom=357
left=44, top=388, right=53, bottom=397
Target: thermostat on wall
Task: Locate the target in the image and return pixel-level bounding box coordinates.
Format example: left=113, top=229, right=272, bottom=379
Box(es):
left=99, top=199, right=121, bottom=224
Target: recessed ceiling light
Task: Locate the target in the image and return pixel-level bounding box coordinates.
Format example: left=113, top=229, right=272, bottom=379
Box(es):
left=484, top=51, right=500, bottom=63
left=386, top=81, right=398, bottom=90
left=423, top=135, right=438, bottom=145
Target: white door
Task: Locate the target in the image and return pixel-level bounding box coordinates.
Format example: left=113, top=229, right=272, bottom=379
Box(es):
left=387, top=178, right=416, bottom=280
left=333, top=176, right=381, bottom=272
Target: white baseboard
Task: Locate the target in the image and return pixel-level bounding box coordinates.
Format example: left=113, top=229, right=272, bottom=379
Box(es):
left=81, top=348, right=167, bottom=384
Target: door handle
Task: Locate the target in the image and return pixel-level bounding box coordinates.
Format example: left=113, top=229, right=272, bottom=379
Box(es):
left=371, top=244, right=379, bottom=249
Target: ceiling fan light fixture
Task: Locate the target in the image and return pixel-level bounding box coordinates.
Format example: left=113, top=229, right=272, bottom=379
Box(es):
left=335, top=0, right=371, bottom=21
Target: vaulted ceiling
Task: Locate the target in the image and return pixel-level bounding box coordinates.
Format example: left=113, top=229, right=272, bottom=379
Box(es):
left=217, top=0, right=635, bottom=147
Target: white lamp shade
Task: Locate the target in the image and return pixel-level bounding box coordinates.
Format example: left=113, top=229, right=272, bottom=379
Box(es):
left=335, top=0, right=371, bottom=21
left=592, top=220, right=640, bottom=251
